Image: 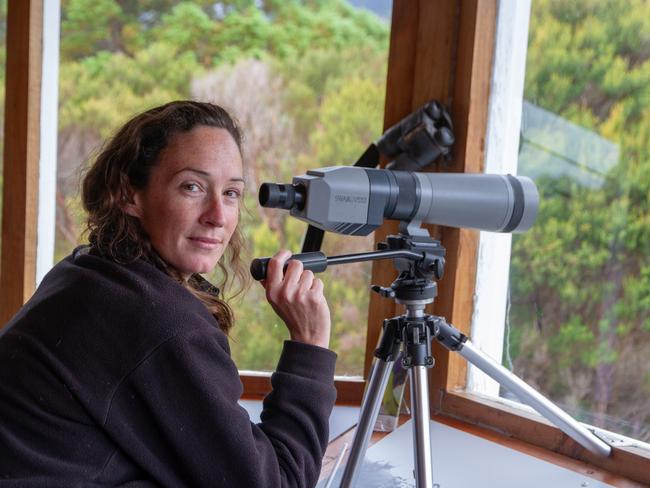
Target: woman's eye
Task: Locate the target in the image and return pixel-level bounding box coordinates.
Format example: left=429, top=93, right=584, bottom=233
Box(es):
left=225, top=189, right=242, bottom=199
left=182, top=182, right=202, bottom=193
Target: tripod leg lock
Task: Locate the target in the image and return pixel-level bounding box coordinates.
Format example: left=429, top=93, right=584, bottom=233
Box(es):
left=432, top=316, right=467, bottom=351
left=374, top=317, right=402, bottom=361
left=401, top=319, right=435, bottom=368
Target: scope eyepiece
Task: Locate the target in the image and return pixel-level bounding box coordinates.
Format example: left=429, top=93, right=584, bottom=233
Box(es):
left=259, top=183, right=305, bottom=210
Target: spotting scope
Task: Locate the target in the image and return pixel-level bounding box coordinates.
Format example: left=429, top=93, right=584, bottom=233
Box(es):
left=259, top=166, right=539, bottom=236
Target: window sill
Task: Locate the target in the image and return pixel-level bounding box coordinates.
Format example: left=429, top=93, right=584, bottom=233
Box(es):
left=240, top=371, right=365, bottom=404
left=436, top=389, right=650, bottom=485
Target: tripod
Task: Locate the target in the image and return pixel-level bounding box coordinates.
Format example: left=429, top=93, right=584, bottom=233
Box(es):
left=251, top=230, right=613, bottom=486
left=328, top=232, right=612, bottom=488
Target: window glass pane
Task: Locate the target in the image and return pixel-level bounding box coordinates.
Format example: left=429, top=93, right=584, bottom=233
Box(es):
left=55, top=1, right=392, bottom=376
left=507, top=0, right=650, bottom=441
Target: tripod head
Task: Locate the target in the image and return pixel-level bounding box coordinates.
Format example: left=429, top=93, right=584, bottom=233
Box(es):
left=249, top=228, right=445, bottom=293
left=370, top=233, right=444, bottom=305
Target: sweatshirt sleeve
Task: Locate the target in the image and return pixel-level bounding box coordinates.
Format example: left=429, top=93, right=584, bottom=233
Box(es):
left=103, top=327, right=337, bottom=488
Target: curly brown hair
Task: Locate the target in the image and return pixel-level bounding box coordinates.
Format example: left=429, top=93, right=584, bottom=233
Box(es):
left=82, top=100, right=249, bottom=333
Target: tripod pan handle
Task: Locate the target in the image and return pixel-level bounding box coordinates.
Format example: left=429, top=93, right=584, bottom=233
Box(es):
left=250, top=251, right=328, bottom=281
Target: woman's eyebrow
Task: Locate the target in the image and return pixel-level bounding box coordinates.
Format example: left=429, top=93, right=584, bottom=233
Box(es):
left=173, top=167, right=210, bottom=177
left=173, top=168, right=244, bottom=182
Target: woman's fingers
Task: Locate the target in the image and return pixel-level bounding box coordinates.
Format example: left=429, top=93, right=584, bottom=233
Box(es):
left=265, top=249, right=291, bottom=287
left=298, top=269, right=314, bottom=293
left=283, top=258, right=304, bottom=286
left=260, top=250, right=331, bottom=348
left=310, top=276, right=323, bottom=294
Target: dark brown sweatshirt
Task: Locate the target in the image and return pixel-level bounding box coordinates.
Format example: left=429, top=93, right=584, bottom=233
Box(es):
left=0, top=247, right=337, bottom=487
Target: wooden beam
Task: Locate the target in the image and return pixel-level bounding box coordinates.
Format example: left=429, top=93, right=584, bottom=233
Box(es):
left=367, top=0, right=496, bottom=396
left=364, top=0, right=420, bottom=377
left=428, top=0, right=497, bottom=395
left=366, top=0, right=462, bottom=377
left=0, top=0, right=43, bottom=326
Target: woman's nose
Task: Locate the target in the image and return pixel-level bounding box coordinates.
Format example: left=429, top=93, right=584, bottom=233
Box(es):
left=201, top=196, right=226, bottom=227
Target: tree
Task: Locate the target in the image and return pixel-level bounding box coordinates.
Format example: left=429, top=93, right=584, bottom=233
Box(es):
left=53, top=0, right=390, bottom=376
left=509, top=0, right=650, bottom=440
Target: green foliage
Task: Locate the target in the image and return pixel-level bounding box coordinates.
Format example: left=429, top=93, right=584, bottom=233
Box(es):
left=310, top=76, right=385, bottom=165
left=60, top=0, right=123, bottom=59
left=278, top=45, right=387, bottom=143
left=509, top=0, right=650, bottom=440
left=251, top=222, right=280, bottom=258
left=50, top=0, right=390, bottom=377
left=229, top=284, right=289, bottom=371
left=154, top=2, right=217, bottom=63
left=59, top=43, right=200, bottom=138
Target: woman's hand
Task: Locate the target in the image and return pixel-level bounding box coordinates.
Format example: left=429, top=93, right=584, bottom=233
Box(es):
left=261, top=249, right=331, bottom=349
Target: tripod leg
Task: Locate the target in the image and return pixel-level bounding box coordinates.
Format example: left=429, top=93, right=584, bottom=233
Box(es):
left=339, top=357, right=394, bottom=488
left=410, top=365, right=434, bottom=487
left=459, top=340, right=611, bottom=457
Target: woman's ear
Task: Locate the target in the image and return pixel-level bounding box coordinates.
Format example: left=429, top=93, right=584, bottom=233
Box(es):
left=121, top=189, right=144, bottom=219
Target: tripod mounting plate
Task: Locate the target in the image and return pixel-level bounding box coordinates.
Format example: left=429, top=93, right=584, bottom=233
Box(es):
left=381, top=233, right=446, bottom=280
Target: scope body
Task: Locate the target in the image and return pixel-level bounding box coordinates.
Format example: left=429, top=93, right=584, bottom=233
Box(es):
left=259, top=166, right=539, bottom=236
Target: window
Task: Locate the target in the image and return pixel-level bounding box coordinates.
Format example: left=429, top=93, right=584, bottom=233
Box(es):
left=54, top=1, right=392, bottom=378
left=470, top=0, right=650, bottom=446
left=3, top=0, right=646, bottom=481
left=4, top=1, right=647, bottom=480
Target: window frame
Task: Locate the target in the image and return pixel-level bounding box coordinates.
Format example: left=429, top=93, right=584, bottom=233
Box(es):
left=379, top=1, right=648, bottom=484
left=466, top=0, right=531, bottom=397
left=1, top=0, right=649, bottom=483
left=1, top=0, right=42, bottom=325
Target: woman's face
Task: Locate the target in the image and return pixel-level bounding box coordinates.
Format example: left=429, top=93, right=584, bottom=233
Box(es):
left=127, top=126, right=244, bottom=278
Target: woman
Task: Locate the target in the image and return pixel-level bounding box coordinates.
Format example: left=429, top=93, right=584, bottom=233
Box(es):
left=0, top=101, right=336, bottom=487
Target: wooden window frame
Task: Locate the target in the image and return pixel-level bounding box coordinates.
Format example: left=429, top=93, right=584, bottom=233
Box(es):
left=365, top=1, right=649, bottom=484
left=2, top=0, right=648, bottom=484
left=0, top=0, right=42, bottom=326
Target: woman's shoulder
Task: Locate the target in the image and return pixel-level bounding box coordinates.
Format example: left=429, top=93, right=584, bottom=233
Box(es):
left=0, top=247, right=230, bottom=427
left=21, top=246, right=220, bottom=343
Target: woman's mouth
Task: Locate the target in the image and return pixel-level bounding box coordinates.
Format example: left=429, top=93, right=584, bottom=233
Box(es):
left=188, top=237, right=222, bottom=249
